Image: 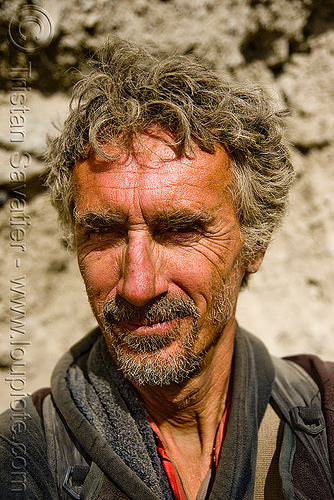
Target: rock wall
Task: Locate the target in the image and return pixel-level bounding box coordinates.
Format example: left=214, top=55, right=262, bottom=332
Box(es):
left=1, top=0, right=334, bottom=411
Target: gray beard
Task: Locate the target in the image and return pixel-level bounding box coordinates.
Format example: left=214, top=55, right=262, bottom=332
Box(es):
left=105, top=321, right=204, bottom=386
left=102, top=295, right=203, bottom=386
left=101, top=287, right=235, bottom=387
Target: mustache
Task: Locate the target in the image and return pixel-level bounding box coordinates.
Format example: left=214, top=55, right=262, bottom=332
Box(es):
left=103, top=295, right=198, bottom=325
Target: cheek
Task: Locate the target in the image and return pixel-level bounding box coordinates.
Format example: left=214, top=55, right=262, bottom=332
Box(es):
left=167, top=248, right=217, bottom=304
left=77, top=248, right=121, bottom=301
left=167, top=244, right=244, bottom=310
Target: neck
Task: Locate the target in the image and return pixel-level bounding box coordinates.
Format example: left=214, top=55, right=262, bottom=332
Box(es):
left=132, top=319, right=235, bottom=499
left=136, top=319, right=235, bottom=424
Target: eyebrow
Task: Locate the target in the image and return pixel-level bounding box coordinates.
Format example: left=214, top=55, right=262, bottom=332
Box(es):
left=74, top=208, right=214, bottom=229
left=146, top=209, right=214, bottom=229
left=74, top=209, right=127, bottom=228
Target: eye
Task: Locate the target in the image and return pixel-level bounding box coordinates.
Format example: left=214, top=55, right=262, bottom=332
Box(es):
left=91, top=226, right=114, bottom=234
left=78, top=224, right=127, bottom=246
left=154, top=225, right=202, bottom=245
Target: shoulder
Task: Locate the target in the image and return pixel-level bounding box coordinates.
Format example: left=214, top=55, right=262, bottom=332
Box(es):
left=284, top=355, right=334, bottom=438
left=0, top=390, right=58, bottom=500
left=269, top=355, right=334, bottom=497
left=285, top=354, right=334, bottom=405
left=285, top=354, right=334, bottom=471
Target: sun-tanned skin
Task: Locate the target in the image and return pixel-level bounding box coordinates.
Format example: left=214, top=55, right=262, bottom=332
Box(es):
left=73, top=129, right=264, bottom=500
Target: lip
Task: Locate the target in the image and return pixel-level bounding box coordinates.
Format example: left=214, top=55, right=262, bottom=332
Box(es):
left=118, top=318, right=179, bottom=334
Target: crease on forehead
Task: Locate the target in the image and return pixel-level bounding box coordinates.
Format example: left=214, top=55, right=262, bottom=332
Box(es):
left=74, top=148, right=235, bottom=210
left=73, top=136, right=235, bottom=221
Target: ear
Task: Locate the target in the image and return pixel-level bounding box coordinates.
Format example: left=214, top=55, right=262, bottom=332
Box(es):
left=246, top=250, right=266, bottom=274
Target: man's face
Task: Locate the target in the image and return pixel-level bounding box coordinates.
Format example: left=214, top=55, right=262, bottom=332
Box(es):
left=74, top=130, right=250, bottom=386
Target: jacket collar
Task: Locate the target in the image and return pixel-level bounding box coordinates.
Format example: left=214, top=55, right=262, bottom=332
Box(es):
left=51, top=324, right=275, bottom=500
left=211, top=324, right=275, bottom=499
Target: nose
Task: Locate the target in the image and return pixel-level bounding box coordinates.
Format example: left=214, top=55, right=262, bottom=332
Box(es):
left=116, top=234, right=168, bottom=306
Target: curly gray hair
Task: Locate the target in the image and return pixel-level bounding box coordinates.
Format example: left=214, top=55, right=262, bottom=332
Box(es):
left=45, top=38, right=294, bottom=276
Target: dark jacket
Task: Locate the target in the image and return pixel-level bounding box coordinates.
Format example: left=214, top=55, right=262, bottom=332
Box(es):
left=0, top=325, right=334, bottom=499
